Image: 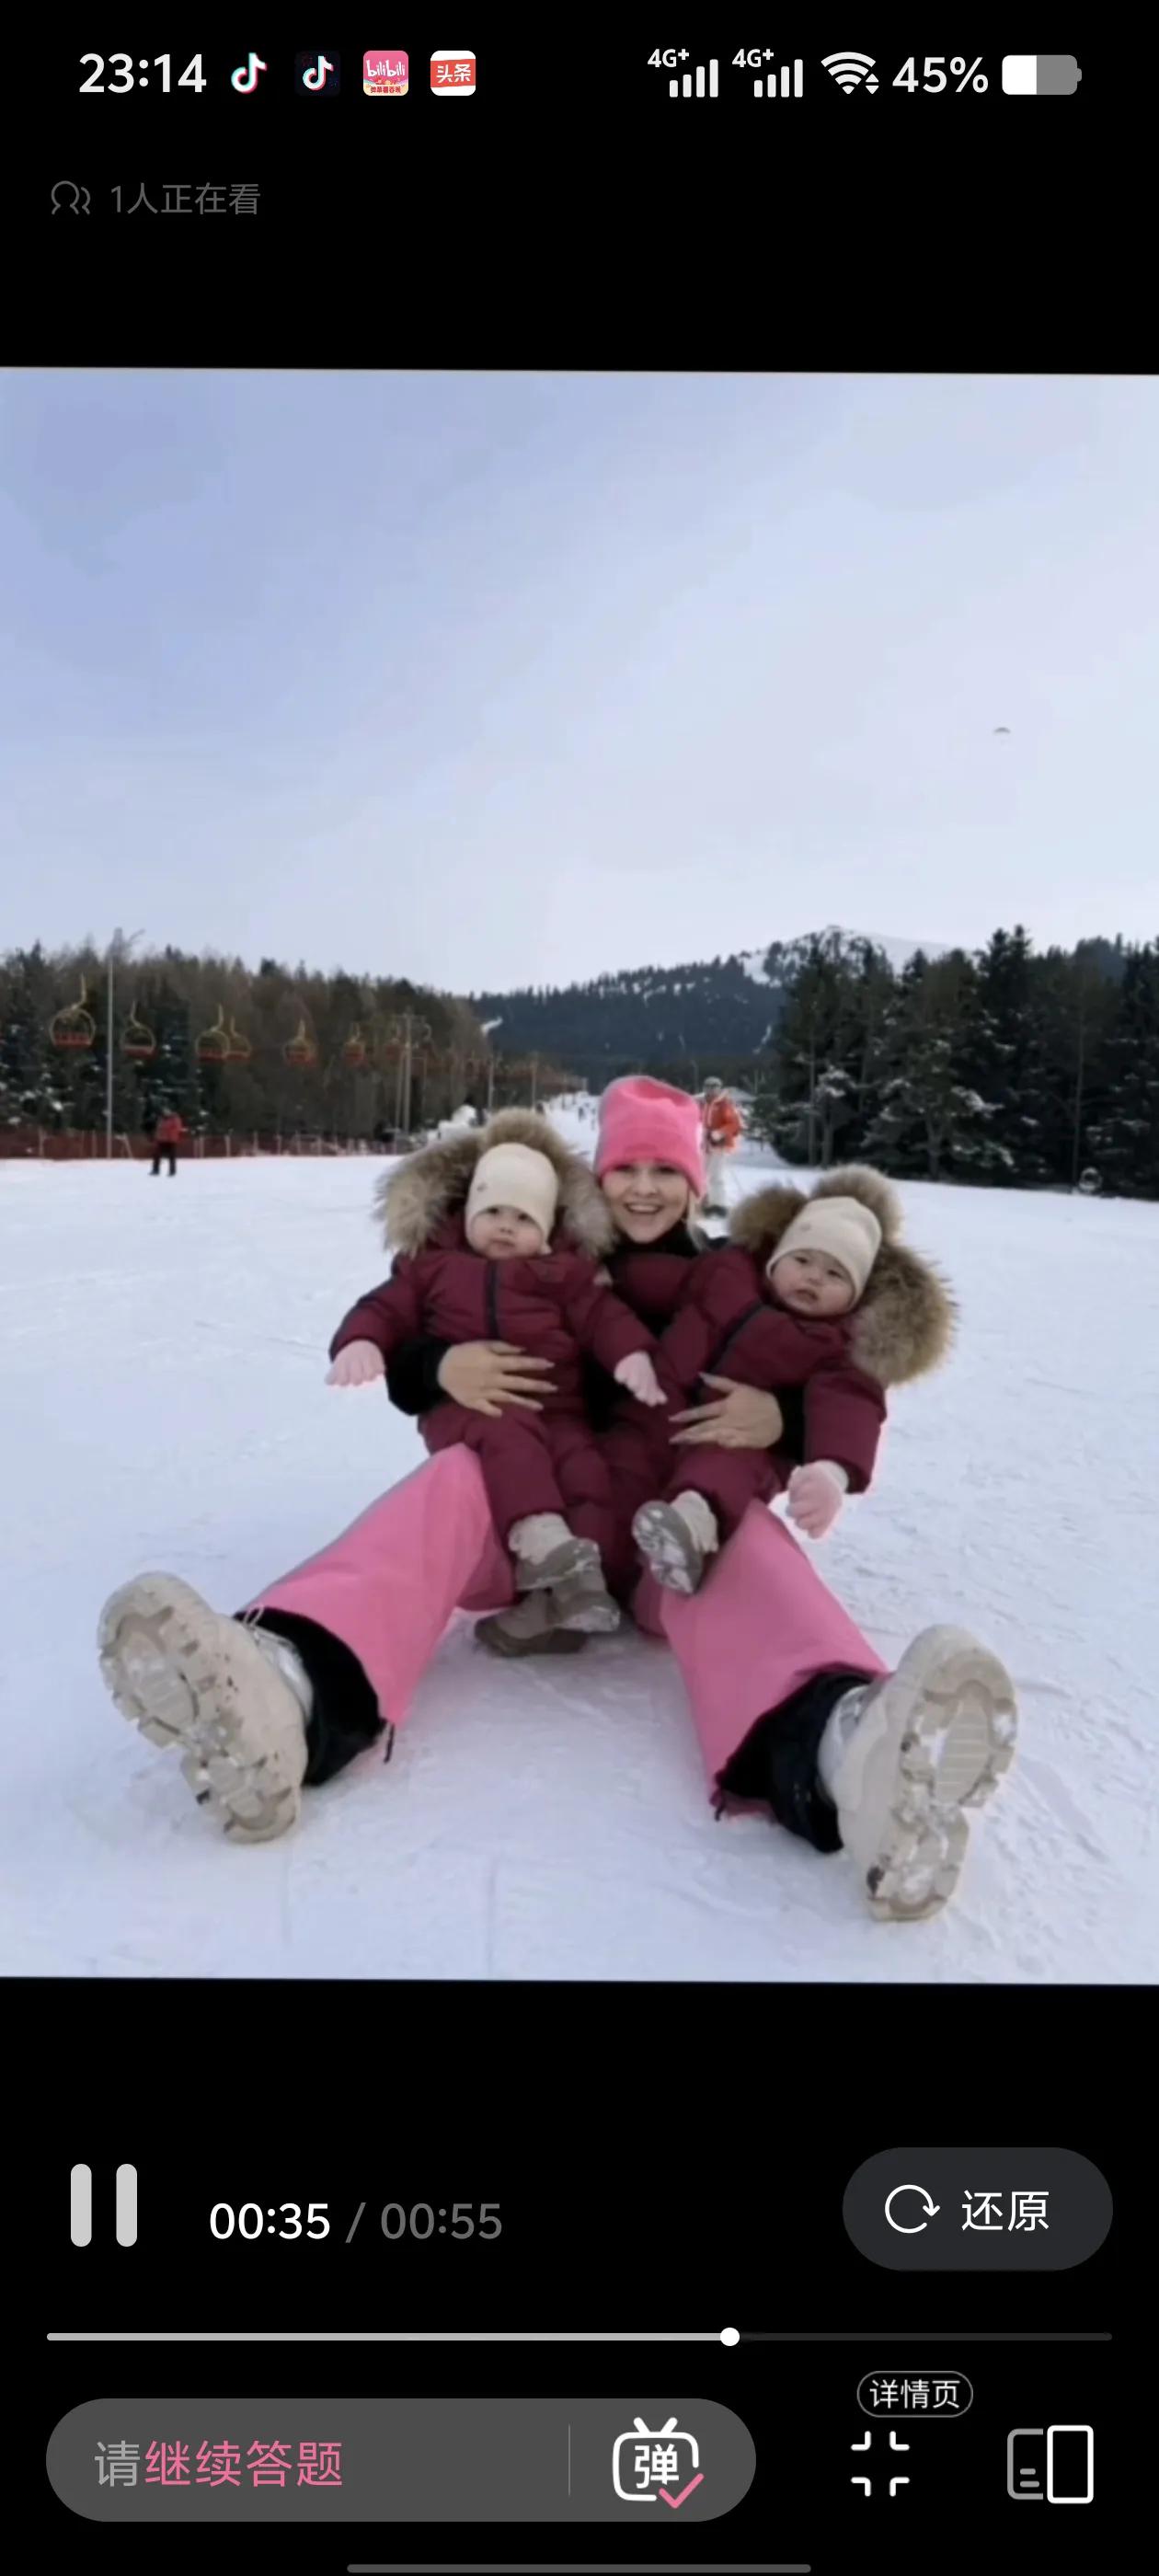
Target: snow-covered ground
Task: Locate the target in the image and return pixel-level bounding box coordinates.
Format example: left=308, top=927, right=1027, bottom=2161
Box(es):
left=2, top=1115, right=1154, bottom=1983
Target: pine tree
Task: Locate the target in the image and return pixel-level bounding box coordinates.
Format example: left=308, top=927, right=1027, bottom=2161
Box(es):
left=0, top=946, right=63, bottom=1131
left=1032, top=947, right=1119, bottom=1188
left=766, top=933, right=858, bottom=1165
left=960, top=927, right=1053, bottom=1184
left=1086, top=941, right=1159, bottom=1195
left=863, top=954, right=1004, bottom=1180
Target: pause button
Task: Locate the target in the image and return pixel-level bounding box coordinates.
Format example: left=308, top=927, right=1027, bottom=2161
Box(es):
left=70, top=2165, right=138, bottom=2246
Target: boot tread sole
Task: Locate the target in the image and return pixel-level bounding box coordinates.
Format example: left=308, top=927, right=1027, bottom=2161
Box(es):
left=844, top=1627, right=1016, bottom=1923
left=98, top=1574, right=303, bottom=1843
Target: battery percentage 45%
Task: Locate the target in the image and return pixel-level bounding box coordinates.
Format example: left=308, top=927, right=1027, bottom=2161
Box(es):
left=896, top=55, right=988, bottom=92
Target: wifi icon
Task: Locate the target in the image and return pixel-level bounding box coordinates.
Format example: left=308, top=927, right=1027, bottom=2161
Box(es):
left=821, top=52, right=879, bottom=92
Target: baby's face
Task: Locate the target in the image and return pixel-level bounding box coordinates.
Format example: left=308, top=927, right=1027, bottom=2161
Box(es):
left=769, top=1248, right=855, bottom=1317
left=467, top=1205, right=546, bottom=1260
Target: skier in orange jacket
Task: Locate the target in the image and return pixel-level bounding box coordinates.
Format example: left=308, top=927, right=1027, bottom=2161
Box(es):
left=152, top=1110, right=187, bottom=1177
left=701, top=1078, right=742, bottom=1215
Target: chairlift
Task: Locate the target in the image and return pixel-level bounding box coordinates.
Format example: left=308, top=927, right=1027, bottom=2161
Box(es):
left=284, top=1018, right=318, bottom=1070
left=51, top=979, right=97, bottom=1052
left=121, top=1003, right=156, bottom=1061
left=226, top=1018, right=253, bottom=1064
left=196, top=1006, right=232, bottom=1065
left=342, top=1023, right=368, bottom=1070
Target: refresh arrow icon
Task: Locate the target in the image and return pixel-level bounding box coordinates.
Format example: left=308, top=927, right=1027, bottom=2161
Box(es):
left=885, top=2184, right=941, bottom=2234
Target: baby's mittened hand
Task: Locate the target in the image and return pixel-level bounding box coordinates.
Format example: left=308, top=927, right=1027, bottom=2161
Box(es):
left=786, top=1462, right=845, bottom=1538
left=614, top=1351, right=667, bottom=1409
left=327, top=1340, right=386, bottom=1388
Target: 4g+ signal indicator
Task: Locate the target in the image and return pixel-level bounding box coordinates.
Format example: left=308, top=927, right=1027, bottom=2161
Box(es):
left=646, top=48, right=1078, bottom=101
left=647, top=52, right=994, bottom=97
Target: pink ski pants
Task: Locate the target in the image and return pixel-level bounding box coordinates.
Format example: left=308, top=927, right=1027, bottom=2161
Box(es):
left=246, top=1444, right=887, bottom=1794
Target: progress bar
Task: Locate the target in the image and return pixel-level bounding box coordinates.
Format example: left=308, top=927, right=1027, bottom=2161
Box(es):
left=48, top=2327, right=1108, bottom=2343
left=348, top=2567, right=809, bottom=2573
left=49, top=2329, right=735, bottom=2344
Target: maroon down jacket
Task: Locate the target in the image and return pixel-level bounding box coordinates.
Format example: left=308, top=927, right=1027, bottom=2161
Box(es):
left=330, top=1218, right=652, bottom=1416
left=656, top=1245, right=887, bottom=1491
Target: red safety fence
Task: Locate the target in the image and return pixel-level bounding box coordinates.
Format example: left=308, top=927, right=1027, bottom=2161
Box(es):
left=0, top=1128, right=384, bottom=1162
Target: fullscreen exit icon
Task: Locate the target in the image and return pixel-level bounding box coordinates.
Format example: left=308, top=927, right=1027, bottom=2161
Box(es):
left=70, top=2163, right=138, bottom=2245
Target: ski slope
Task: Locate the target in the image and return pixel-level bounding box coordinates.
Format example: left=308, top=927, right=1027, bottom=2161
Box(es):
left=2, top=1117, right=1153, bottom=1983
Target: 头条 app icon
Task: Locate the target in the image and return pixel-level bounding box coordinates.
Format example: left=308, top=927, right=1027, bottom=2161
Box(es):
left=430, top=51, right=476, bottom=96
left=295, top=52, right=340, bottom=96
left=364, top=52, right=408, bottom=95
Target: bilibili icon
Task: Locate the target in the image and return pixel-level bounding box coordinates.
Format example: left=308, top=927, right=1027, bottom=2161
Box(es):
left=70, top=2164, right=138, bottom=2246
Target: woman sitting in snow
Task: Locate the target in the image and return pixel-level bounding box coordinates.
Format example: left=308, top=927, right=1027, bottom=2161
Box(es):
left=98, top=1078, right=1016, bottom=1923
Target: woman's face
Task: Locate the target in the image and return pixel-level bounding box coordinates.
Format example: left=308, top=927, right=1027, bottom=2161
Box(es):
left=601, top=1161, right=691, bottom=1243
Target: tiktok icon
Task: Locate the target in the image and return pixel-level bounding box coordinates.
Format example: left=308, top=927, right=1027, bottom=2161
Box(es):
left=296, top=52, right=340, bottom=95
left=230, top=53, right=268, bottom=94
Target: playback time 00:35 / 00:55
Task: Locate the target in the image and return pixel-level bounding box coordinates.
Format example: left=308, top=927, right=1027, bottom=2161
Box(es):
left=209, top=2202, right=503, bottom=2241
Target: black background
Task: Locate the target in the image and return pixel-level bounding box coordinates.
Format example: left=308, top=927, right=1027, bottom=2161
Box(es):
left=6, top=18, right=1147, bottom=2568
left=8, top=26, right=1137, bottom=364
left=27, top=1983, right=1135, bottom=2563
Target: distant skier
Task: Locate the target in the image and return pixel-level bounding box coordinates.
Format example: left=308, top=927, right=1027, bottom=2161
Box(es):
left=151, top=1110, right=187, bottom=1178
left=700, top=1078, right=741, bottom=1215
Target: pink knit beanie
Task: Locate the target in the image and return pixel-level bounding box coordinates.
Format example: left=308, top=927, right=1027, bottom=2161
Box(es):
left=594, top=1075, right=706, bottom=1198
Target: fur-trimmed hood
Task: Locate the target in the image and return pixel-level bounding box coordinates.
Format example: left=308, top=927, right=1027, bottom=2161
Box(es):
left=375, top=1111, right=615, bottom=1259
left=729, top=1165, right=956, bottom=1386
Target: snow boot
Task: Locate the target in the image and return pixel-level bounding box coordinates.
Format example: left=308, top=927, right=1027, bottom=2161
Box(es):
left=475, top=1590, right=588, bottom=1658
left=632, top=1493, right=720, bottom=1595
left=509, top=1516, right=605, bottom=1597
left=820, top=1626, right=1017, bottom=1921
left=547, top=1559, right=621, bottom=1634
left=98, top=1574, right=309, bottom=1842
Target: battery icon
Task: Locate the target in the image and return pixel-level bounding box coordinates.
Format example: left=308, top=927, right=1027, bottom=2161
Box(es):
left=1002, top=55, right=1082, bottom=93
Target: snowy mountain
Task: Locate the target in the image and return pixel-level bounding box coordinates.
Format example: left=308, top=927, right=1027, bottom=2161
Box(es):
left=742, top=926, right=947, bottom=982
left=736, top=926, right=946, bottom=986
left=474, top=926, right=947, bottom=1083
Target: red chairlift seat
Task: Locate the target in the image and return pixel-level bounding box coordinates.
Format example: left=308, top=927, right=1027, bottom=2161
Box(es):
left=284, top=1018, right=318, bottom=1069
left=196, top=1006, right=232, bottom=1064
left=51, top=981, right=97, bottom=1051
left=121, top=1004, right=156, bottom=1061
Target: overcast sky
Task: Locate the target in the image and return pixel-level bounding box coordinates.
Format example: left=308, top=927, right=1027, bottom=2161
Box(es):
left=3, top=372, right=1155, bottom=993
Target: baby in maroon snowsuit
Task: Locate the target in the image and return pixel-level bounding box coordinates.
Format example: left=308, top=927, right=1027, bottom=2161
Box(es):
left=633, top=1190, right=889, bottom=1594
left=328, top=1140, right=664, bottom=1633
